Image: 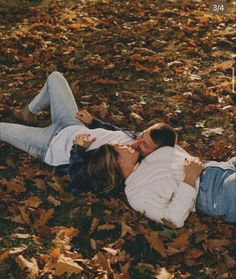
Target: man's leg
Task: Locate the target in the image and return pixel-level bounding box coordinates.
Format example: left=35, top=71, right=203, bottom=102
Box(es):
left=0, top=122, right=58, bottom=161
left=223, top=171, right=236, bottom=223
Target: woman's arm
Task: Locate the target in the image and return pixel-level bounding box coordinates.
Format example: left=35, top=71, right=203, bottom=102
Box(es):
left=69, top=134, right=96, bottom=194
left=76, top=109, right=125, bottom=131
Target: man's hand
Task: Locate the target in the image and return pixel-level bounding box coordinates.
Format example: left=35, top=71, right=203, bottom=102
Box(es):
left=73, top=134, right=96, bottom=149
left=76, top=109, right=93, bottom=124
left=183, top=157, right=203, bottom=187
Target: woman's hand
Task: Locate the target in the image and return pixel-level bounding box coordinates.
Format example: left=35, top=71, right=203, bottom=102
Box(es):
left=183, top=157, right=203, bottom=187
left=76, top=110, right=93, bottom=124
left=73, top=134, right=96, bottom=149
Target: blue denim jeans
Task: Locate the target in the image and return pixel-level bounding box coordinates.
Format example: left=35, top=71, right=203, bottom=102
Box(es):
left=0, top=71, right=82, bottom=161
left=196, top=157, right=236, bottom=223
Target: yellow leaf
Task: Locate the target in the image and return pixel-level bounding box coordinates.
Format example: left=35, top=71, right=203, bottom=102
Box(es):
left=54, top=255, right=83, bottom=276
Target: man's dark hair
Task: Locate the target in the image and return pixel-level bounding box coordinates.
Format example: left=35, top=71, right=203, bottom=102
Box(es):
left=150, top=123, right=177, bottom=147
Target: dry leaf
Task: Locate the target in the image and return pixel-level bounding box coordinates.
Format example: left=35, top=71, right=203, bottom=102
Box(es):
left=54, top=255, right=83, bottom=276
left=95, top=252, right=113, bottom=274
left=7, top=244, right=28, bottom=256
left=47, top=195, right=61, bottom=206
left=20, top=196, right=42, bottom=208
left=129, top=112, right=144, bottom=125
left=144, top=231, right=167, bottom=257
left=15, top=255, right=39, bottom=279
left=97, top=224, right=116, bottom=231
left=33, top=208, right=54, bottom=228
left=121, top=222, right=135, bottom=238
left=18, top=206, right=32, bottom=225
left=155, top=267, right=173, bottom=279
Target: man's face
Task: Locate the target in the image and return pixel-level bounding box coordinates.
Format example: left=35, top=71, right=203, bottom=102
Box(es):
left=131, top=125, right=159, bottom=157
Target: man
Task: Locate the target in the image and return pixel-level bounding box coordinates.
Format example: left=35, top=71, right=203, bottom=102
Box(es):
left=124, top=126, right=236, bottom=228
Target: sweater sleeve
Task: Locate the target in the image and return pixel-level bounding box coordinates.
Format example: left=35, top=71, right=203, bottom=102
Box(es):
left=86, top=118, right=122, bottom=131
left=69, top=145, right=94, bottom=194
left=125, top=176, right=198, bottom=228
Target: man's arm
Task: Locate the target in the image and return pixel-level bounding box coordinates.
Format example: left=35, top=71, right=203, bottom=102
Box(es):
left=125, top=159, right=203, bottom=228
left=126, top=177, right=198, bottom=228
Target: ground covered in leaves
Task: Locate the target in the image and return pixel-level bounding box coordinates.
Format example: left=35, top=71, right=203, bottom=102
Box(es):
left=0, top=0, right=236, bottom=278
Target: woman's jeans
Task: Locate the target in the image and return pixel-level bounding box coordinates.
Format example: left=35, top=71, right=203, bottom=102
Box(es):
left=196, top=157, right=236, bottom=223
left=0, top=71, right=81, bottom=161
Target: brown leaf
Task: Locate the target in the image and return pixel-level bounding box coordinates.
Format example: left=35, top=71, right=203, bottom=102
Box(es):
left=4, top=179, right=26, bottom=196
left=168, top=229, right=192, bottom=250
left=136, top=263, right=155, bottom=273
left=15, top=255, right=39, bottom=279
left=47, top=195, right=61, bottom=207
left=50, top=177, right=65, bottom=194
left=129, top=112, right=144, bottom=125
left=103, top=198, right=121, bottom=211
left=90, top=238, right=97, bottom=250
left=112, top=239, right=125, bottom=250
left=155, top=267, right=173, bottom=279
left=184, top=248, right=204, bottom=260
left=18, top=206, right=32, bottom=225
left=95, top=252, right=113, bottom=274
left=144, top=231, right=167, bottom=258
left=102, top=247, right=118, bottom=256
left=97, top=224, right=116, bottom=231
left=54, top=255, right=83, bottom=276
left=8, top=244, right=28, bottom=256
left=33, top=178, right=47, bottom=191
left=33, top=208, right=54, bottom=228
left=205, top=239, right=231, bottom=251
left=20, top=196, right=42, bottom=208
left=0, top=251, right=9, bottom=261
left=121, top=222, right=135, bottom=238
left=90, top=217, right=100, bottom=234
left=50, top=247, right=61, bottom=261
left=94, top=79, right=118, bottom=84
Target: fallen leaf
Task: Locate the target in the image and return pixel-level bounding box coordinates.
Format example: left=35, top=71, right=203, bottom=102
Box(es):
left=20, top=196, right=42, bottom=208
left=97, top=224, right=116, bottom=231
left=144, top=231, right=167, bottom=257
left=15, top=255, right=39, bottom=279
left=95, top=252, right=113, bottom=274
left=33, top=208, right=54, bottom=228
left=54, top=255, right=83, bottom=276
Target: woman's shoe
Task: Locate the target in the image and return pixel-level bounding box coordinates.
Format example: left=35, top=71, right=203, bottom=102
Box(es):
left=13, top=106, right=36, bottom=125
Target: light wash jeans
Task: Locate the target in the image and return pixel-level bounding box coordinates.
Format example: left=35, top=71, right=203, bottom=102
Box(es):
left=0, top=71, right=82, bottom=161
left=196, top=157, right=236, bottom=223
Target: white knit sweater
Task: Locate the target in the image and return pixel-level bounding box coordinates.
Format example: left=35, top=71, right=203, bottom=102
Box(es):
left=125, top=145, right=199, bottom=228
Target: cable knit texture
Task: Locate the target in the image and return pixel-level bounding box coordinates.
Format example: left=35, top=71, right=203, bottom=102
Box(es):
left=125, top=145, right=199, bottom=228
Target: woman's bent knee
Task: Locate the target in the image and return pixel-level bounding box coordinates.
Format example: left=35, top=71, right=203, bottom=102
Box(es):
left=48, top=71, right=63, bottom=81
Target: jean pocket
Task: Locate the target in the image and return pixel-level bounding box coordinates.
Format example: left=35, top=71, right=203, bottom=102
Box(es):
left=196, top=184, right=209, bottom=214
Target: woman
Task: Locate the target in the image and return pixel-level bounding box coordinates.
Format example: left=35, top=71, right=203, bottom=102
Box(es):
left=0, top=72, right=138, bottom=192
left=85, top=125, right=236, bottom=228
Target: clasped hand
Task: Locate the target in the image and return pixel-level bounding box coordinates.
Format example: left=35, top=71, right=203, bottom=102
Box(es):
left=73, top=134, right=96, bottom=148
left=183, top=157, right=203, bottom=187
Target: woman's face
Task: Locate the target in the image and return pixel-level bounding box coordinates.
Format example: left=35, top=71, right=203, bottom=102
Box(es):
left=109, top=142, right=139, bottom=166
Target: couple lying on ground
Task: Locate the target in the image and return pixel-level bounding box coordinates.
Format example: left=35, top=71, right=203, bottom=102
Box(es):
left=1, top=71, right=235, bottom=228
